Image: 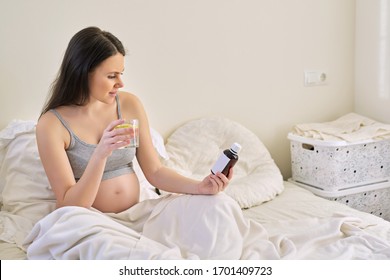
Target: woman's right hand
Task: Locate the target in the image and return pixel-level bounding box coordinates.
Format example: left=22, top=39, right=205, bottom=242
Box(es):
left=95, top=119, right=132, bottom=158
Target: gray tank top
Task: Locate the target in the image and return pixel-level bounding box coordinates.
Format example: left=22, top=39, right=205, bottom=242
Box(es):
left=50, top=95, right=136, bottom=181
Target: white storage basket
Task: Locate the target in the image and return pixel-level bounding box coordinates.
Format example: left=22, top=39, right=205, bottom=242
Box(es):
left=289, top=179, right=390, bottom=220
left=288, top=133, right=390, bottom=192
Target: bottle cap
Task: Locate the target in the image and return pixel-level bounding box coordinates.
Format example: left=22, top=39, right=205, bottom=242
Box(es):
left=231, top=142, right=242, bottom=154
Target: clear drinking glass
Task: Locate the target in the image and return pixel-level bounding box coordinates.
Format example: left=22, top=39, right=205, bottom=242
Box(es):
left=115, top=119, right=139, bottom=148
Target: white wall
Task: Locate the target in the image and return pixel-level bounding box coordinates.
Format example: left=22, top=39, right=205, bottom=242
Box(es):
left=355, top=0, right=390, bottom=123
left=0, top=0, right=355, bottom=179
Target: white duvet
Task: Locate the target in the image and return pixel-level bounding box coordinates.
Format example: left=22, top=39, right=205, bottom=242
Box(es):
left=23, top=192, right=390, bottom=260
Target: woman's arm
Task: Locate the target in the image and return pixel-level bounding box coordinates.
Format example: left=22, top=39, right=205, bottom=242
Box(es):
left=121, top=92, right=232, bottom=195
left=36, top=112, right=131, bottom=208
left=147, top=166, right=233, bottom=195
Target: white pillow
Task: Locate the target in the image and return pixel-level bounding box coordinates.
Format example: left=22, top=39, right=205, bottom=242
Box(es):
left=0, top=120, right=165, bottom=247
left=163, top=117, right=284, bottom=209
left=137, top=127, right=168, bottom=201
left=150, top=127, right=169, bottom=160
left=0, top=120, right=37, bottom=201
left=0, top=120, right=56, bottom=246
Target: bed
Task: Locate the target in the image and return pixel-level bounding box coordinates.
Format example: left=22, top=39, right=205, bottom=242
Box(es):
left=1, top=117, right=390, bottom=260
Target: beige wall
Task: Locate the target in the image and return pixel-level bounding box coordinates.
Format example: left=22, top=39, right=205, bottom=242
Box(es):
left=355, top=0, right=390, bottom=123
left=0, top=0, right=355, bottom=179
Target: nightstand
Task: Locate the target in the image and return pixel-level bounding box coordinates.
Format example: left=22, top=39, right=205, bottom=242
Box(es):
left=288, top=179, right=390, bottom=221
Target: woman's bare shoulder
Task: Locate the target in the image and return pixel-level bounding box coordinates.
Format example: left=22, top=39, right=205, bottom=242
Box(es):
left=37, top=107, right=72, bottom=128
left=37, top=110, right=58, bottom=130
left=118, top=91, right=141, bottom=103
left=118, top=91, right=144, bottom=115
left=36, top=110, right=69, bottom=145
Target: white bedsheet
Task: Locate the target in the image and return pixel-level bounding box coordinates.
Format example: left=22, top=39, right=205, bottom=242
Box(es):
left=23, top=186, right=390, bottom=260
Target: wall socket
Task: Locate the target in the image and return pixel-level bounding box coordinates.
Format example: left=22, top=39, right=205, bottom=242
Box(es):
left=304, top=71, right=327, bottom=86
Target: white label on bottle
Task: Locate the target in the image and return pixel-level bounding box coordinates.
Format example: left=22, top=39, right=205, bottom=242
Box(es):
left=211, top=154, right=230, bottom=174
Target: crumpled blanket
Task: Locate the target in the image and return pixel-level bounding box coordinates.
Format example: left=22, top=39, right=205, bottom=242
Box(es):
left=23, top=193, right=390, bottom=260
left=292, top=113, right=390, bottom=142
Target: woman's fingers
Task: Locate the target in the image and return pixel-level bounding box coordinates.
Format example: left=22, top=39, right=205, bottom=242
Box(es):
left=210, top=172, right=229, bottom=192
left=106, top=119, right=125, bottom=132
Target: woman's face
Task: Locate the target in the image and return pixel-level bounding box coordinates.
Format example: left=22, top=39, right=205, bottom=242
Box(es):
left=88, top=52, right=125, bottom=103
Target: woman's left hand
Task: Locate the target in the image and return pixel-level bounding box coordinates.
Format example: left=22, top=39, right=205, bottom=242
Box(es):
left=197, top=169, right=233, bottom=195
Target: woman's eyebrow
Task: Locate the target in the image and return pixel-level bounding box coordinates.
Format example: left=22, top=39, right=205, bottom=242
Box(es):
left=108, top=70, right=124, bottom=74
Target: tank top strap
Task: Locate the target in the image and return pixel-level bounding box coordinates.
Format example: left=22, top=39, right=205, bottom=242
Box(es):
left=116, top=94, right=122, bottom=119
left=50, top=109, right=76, bottom=148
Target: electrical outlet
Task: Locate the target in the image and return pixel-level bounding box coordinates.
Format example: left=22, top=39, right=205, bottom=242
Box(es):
left=304, top=71, right=327, bottom=86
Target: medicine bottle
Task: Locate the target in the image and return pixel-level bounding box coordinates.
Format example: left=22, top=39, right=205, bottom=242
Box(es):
left=211, top=142, right=242, bottom=177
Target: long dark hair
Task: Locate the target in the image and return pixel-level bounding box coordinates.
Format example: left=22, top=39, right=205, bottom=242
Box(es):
left=41, top=26, right=126, bottom=115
